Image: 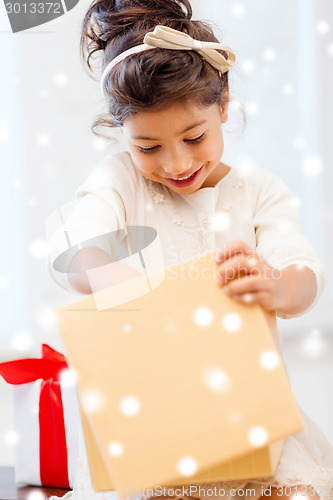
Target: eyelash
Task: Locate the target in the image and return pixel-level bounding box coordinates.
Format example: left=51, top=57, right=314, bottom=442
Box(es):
left=137, top=133, right=206, bottom=154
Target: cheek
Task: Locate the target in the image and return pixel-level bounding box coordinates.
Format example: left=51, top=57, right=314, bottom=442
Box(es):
left=131, top=151, right=158, bottom=176
left=201, top=135, right=224, bottom=161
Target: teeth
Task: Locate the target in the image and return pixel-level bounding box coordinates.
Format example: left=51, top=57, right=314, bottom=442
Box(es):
left=172, top=172, right=195, bottom=181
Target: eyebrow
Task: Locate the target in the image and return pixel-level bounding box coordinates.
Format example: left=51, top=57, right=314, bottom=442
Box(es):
left=132, top=120, right=207, bottom=141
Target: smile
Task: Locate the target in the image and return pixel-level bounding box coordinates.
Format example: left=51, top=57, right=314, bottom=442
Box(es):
left=165, top=166, right=203, bottom=187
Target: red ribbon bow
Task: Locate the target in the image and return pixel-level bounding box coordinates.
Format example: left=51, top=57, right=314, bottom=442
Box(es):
left=0, top=344, right=71, bottom=489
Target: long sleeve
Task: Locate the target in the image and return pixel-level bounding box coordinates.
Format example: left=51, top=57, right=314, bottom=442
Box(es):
left=45, top=152, right=138, bottom=294
left=250, top=169, right=325, bottom=319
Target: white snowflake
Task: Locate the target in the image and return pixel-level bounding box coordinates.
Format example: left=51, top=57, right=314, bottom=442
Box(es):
left=294, top=137, right=306, bottom=149
left=0, top=121, right=10, bottom=141
left=36, top=133, right=51, bottom=147
left=231, top=4, right=245, bottom=17
left=10, top=331, right=32, bottom=352
left=241, top=60, right=255, bottom=73
left=246, top=101, right=259, bottom=115
left=316, top=21, right=330, bottom=35
left=120, top=396, right=140, bottom=416
left=177, top=456, right=198, bottom=476
left=54, top=73, right=68, bottom=86
left=259, top=350, right=280, bottom=370
left=193, top=307, right=214, bottom=327
left=282, top=84, right=294, bottom=95
left=263, top=48, right=276, bottom=62
left=4, top=430, right=20, bottom=446
left=81, top=389, right=105, bottom=414
left=0, top=275, right=9, bottom=289
left=30, top=238, right=47, bottom=259
left=302, top=156, right=323, bottom=176
left=153, top=193, right=164, bottom=203
left=248, top=426, right=268, bottom=446
left=203, top=367, right=231, bottom=393
left=108, top=441, right=124, bottom=457
left=173, top=214, right=183, bottom=225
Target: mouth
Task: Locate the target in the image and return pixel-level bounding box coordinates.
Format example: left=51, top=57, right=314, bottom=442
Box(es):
left=165, top=166, right=203, bottom=187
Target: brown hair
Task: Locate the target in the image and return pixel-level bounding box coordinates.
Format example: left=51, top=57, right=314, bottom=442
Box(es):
left=80, top=0, right=231, bottom=133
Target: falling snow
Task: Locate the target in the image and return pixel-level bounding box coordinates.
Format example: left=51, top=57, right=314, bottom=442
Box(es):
left=28, top=199, right=37, bottom=207
left=302, top=329, right=325, bottom=357
left=302, top=156, right=323, bottom=176
left=27, top=490, right=45, bottom=500
left=92, top=137, right=109, bottom=152
left=10, top=330, right=33, bottom=352
left=4, top=430, right=20, bottom=446
left=122, top=323, right=132, bottom=333
left=34, top=305, right=57, bottom=331
left=60, top=368, right=78, bottom=387
left=262, top=48, right=276, bottom=62
left=316, top=21, right=330, bottom=35
left=259, top=350, right=280, bottom=370
left=30, top=239, right=47, bottom=260
left=164, top=319, right=178, bottom=333
left=203, top=366, right=231, bottom=393
left=178, top=456, right=198, bottom=476
left=0, top=275, right=9, bottom=289
left=211, top=212, right=231, bottom=232
left=290, top=197, right=301, bottom=209
left=0, top=122, right=10, bottom=141
left=294, top=137, right=306, bottom=149
left=193, top=307, right=214, bottom=327
left=246, top=101, right=259, bottom=115
left=282, top=84, right=294, bottom=95
left=54, top=73, right=68, bottom=86
left=248, top=426, right=268, bottom=447
left=81, top=389, right=105, bottom=414
left=231, top=4, right=245, bottom=17
left=222, top=313, right=242, bottom=333
left=120, top=396, right=140, bottom=416
left=108, top=441, right=124, bottom=457
left=241, top=60, right=255, bottom=73
left=36, top=133, right=51, bottom=147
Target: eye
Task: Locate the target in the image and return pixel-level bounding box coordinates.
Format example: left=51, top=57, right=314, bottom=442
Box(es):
left=185, top=133, right=206, bottom=145
left=137, top=146, right=159, bottom=154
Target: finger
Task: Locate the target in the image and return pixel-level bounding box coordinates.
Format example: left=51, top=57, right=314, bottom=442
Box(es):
left=223, top=275, right=267, bottom=296
left=215, top=240, right=255, bottom=264
left=216, top=255, right=260, bottom=285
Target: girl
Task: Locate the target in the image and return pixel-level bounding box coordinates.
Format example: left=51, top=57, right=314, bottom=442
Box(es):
left=48, top=0, right=333, bottom=499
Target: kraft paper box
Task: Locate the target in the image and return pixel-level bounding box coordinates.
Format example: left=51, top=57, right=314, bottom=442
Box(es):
left=56, top=250, right=304, bottom=496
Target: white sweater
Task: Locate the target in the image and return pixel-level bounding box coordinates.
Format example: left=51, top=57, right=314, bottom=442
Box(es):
left=46, top=151, right=325, bottom=319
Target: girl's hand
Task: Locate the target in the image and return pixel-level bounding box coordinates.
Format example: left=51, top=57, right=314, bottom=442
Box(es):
left=215, top=240, right=286, bottom=312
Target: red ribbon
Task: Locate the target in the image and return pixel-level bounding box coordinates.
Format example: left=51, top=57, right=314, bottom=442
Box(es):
left=0, top=344, right=71, bottom=489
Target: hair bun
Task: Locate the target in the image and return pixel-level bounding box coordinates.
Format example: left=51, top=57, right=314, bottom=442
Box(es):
left=115, top=0, right=192, bottom=19
left=81, top=0, right=193, bottom=71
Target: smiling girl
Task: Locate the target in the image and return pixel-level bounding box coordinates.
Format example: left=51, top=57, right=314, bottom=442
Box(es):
left=47, top=0, right=333, bottom=499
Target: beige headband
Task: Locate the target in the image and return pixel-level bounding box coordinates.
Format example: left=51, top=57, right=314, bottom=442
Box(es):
left=100, top=25, right=236, bottom=97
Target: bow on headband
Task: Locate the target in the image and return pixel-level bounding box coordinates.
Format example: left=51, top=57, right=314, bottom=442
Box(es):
left=100, top=25, right=236, bottom=96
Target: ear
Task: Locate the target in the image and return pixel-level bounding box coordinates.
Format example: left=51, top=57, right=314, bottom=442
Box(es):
left=220, top=89, right=229, bottom=124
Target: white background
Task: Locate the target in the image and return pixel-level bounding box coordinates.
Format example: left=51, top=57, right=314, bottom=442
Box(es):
left=0, top=0, right=332, bottom=465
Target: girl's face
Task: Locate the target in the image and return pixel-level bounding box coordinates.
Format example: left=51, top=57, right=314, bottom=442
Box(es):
left=122, top=99, right=229, bottom=194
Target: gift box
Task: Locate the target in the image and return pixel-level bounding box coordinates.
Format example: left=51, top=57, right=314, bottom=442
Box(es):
left=56, top=250, right=304, bottom=497
left=0, top=344, right=81, bottom=489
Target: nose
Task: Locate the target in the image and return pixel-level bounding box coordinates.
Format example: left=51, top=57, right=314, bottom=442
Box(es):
left=162, top=147, right=192, bottom=176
